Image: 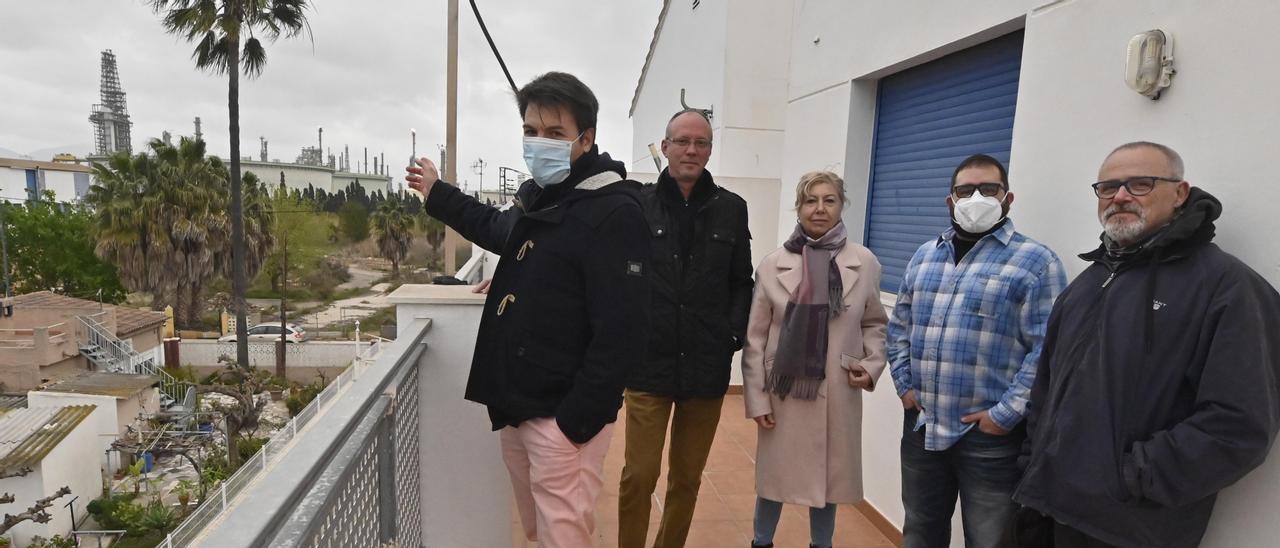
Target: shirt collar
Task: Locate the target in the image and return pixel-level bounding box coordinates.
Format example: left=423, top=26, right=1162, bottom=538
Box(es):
left=657, top=168, right=715, bottom=206
left=937, top=218, right=1017, bottom=248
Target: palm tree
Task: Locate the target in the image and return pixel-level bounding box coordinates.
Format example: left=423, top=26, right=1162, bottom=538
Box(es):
left=372, top=195, right=413, bottom=278
left=147, top=0, right=311, bottom=366
left=88, top=137, right=273, bottom=328
left=88, top=150, right=170, bottom=304
left=239, top=171, right=276, bottom=283
left=150, top=137, right=230, bottom=327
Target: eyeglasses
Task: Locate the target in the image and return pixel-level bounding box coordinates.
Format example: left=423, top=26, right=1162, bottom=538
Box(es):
left=951, top=182, right=1006, bottom=198
left=1092, top=176, right=1180, bottom=199
left=666, top=138, right=712, bottom=150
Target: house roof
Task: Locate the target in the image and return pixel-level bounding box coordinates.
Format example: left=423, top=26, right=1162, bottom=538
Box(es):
left=8, top=291, right=166, bottom=336
left=42, top=372, right=159, bottom=399
left=0, top=395, right=28, bottom=414
left=0, top=405, right=96, bottom=476
left=629, top=0, right=673, bottom=117
left=0, top=157, right=93, bottom=173
left=113, top=307, right=168, bottom=337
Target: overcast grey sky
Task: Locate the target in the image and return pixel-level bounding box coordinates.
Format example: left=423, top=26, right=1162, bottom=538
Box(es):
left=0, top=0, right=661, bottom=191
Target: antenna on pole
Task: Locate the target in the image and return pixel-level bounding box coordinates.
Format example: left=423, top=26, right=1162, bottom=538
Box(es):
left=680, top=88, right=713, bottom=122
left=471, top=158, right=487, bottom=190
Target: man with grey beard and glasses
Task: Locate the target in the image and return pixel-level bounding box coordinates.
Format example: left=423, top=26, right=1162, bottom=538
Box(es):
left=1009, top=142, right=1280, bottom=547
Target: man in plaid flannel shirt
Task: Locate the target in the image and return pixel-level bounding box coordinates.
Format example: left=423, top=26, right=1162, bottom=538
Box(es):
left=888, top=154, right=1066, bottom=548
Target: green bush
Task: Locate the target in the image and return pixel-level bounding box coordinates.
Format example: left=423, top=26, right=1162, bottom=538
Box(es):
left=27, top=535, right=76, bottom=548
left=201, top=449, right=231, bottom=485
left=300, top=257, right=352, bottom=301
left=87, top=492, right=141, bottom=530
left=139, top=503, right=179, bottom=531
left=110, top=530, right=167, bottom=548
left=337, top=201, right=369, bottom=242
left=285, top=383, right=323, bottom=417
left=237, top=436, right=269, bottom=463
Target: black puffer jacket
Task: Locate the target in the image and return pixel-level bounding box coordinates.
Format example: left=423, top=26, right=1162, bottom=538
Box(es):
left=423, top=147, right=651, bottom=443
left=1013, top=188, right=1280, bottom=547
left=626, top=169, right=753, bottom=399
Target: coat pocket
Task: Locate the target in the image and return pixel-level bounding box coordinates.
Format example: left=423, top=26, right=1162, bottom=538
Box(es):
left=510, top=334, right=576, bottom=399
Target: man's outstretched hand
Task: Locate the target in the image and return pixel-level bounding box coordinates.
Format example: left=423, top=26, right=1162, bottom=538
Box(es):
left=406, top=157, right=440, bottom=197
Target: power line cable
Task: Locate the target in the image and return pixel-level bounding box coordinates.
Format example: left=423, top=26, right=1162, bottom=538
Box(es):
left=469, top=0, right=519, bottom=94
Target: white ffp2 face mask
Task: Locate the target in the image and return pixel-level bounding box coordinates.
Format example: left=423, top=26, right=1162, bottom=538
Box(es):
left=523, top=135, right=578, bottom=188
left=953, top=194, right=1006, bottom=233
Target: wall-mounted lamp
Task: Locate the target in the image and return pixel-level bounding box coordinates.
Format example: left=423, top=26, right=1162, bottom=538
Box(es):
left=1125, top=29, right=1175, bottom=100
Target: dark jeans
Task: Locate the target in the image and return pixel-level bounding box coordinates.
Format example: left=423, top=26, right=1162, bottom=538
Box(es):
left=901, top=409, right=1023, bottom=548
left=1052, top=522, right=1118, bottom=548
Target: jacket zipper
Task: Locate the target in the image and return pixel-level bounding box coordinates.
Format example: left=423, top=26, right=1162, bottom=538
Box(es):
left=1101, top=270, right=1117, bottom=288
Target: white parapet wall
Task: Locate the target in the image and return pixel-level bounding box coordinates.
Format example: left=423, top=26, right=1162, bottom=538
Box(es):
left=388, top=284, right=511, bottom=548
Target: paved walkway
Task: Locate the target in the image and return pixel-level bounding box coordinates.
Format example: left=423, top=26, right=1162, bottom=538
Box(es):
left=512, top=394, right=897, bottom=547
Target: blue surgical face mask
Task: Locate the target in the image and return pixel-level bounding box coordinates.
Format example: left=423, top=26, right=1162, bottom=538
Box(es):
left=523, top=134, right=581, bottom=188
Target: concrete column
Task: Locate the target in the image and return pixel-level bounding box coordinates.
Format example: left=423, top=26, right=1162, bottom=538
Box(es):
left=34, top=326, right=50, bottom=363
left=387, top=284, right=508, bottom=547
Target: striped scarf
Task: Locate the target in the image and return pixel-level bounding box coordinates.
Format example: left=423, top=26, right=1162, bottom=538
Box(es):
left=766, top=222, right=847, bottom=400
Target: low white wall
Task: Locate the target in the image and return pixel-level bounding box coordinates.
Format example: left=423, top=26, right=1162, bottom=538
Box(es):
left=390, top=285, right=511, bottom=547
left=178, top=340, right=361, bottom=369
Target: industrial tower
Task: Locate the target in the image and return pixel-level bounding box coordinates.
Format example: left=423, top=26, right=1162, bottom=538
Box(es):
left=89, top=50, right=133, bottom=156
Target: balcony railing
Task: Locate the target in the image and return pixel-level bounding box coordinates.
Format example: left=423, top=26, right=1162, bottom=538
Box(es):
left=176, top=319, right=429, bottom=547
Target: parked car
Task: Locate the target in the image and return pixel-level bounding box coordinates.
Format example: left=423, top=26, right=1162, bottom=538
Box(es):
left=218, top=323, right=308, bottom=343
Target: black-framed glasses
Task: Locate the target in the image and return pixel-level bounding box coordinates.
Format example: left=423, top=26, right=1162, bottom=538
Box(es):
left=1092, top=176, right=1180, bottom=199
left=666, top=137, right=712, bottom=150
left=951, top=182, right=1006, bottom=199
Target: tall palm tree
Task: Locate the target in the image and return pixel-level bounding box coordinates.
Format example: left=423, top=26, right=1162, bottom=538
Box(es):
left=373, top=195, right=413, bottom=278
left=147, top=0, right=312, bottom=366
left=239, top=171, right=276, bottom=283
left=89, top=137, right=271, bottom=328
left=88, top=150, right=169, bottom=303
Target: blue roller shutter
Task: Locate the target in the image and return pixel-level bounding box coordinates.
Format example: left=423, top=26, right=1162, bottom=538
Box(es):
left=25, top=169, right=39, bottom=201
left=865, top=30, right=1024, bottom=292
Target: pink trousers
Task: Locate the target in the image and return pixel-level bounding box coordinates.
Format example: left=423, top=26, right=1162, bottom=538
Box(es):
left=501, top=417, right=614, bottom=548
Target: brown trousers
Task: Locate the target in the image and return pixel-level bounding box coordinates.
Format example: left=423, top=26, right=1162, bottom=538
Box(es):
left=617, top=389, right=724, bottom=548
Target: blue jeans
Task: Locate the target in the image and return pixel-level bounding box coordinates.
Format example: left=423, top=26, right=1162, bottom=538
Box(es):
left=900, top=409, right=1022, bottom=548
left=752, top=497, right=837, bottom=547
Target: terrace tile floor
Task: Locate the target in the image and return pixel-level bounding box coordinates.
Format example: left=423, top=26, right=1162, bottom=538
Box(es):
left=512, top=394, right=898, bottom=547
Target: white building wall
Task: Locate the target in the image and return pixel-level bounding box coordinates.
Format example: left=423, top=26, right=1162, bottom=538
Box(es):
left=777, top=83, right=853, bottom=242
left=630, top=0, right=729, bottom=177
left=27, top=392, right=121, bottom=473
left=773, top=1, right=1280, bottom=545
left=238, top=161, right=391, bottom=196
left=0, top=167, right=30, bottom=202
left=1008, top=5, right=1280, bottom=545
left=38, top=414, right=102, bottom=546
left=39, top=170, right=77, bottom=203
left=240, top=161, right=334, bottom=193
left=0, top=466, right=47, bottom=547
left=0, top=413, right=102, bottom=547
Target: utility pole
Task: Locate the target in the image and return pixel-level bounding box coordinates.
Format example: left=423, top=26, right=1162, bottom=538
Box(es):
left=444, top=0, right=461, bottom=274
left=471, top=158, right=487, bottom=192
left=276, top=218, right=288, bottom=379
left=0, top=200, right=11, bottom=300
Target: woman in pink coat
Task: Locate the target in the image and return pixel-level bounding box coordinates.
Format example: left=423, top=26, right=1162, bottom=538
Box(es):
left=741, top=171, right=888, bottom=548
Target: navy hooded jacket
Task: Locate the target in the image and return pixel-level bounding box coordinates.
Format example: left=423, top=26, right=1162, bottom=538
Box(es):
left=1013, top=188, right=1280, bottom=547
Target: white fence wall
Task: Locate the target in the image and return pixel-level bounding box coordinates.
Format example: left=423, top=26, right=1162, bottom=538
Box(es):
left=178, top=340, right=364, bottom=369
